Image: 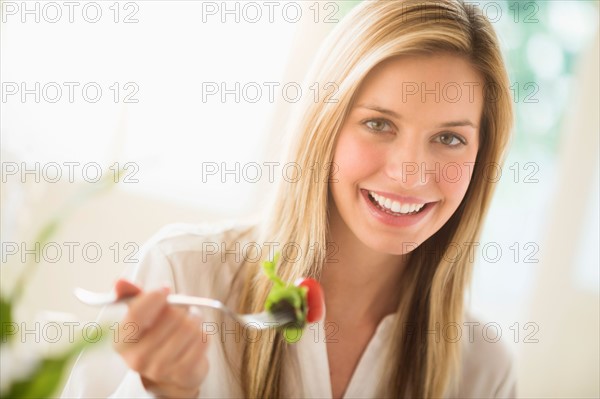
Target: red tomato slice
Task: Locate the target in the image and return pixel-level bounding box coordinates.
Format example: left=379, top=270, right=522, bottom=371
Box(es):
left=295, top=278, right=324, bottom=323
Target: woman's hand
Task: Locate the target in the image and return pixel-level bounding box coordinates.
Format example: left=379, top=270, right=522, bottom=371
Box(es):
left=112, top=279, right=211, bottom=398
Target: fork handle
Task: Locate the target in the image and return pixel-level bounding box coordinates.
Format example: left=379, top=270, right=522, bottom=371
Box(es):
left=166, top=294, right=227, bottom=311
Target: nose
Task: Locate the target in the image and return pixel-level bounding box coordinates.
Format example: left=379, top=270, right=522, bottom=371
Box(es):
left=384, top=139, right=432, bottom=188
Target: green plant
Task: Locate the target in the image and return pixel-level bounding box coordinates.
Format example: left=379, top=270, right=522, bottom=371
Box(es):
left=1, top=169, right=124, bottom=398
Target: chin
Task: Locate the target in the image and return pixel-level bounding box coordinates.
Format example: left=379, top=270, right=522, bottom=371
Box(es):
left=362, top=234, right=423, bottom=256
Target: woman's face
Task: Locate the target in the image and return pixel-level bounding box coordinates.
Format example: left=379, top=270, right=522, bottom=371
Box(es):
left=329, top=53, right=484, bottom=255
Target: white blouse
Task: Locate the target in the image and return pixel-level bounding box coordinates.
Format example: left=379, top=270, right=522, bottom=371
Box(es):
left=61, top=221, right=517, bottom=398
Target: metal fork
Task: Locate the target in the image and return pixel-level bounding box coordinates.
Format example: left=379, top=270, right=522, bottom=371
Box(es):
left=74, top=287, right=296, bottom=330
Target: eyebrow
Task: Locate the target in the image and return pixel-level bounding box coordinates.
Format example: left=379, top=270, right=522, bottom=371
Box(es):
left=356, top=104, right=478, bottom=129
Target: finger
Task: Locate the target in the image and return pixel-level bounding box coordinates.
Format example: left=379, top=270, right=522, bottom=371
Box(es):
left=115, top=288, right=169, bottom=349
left=171, top=333, right=211, bottom=389
left=140, top=307, right=197, bottom=371
left=118, top=305, right=185, bottom=373
left=141, top=316, right=200, bottom=382
left=126, top=287, right=170, bottom=330
left=114, top=279, right=142, bottom=300
left=160, top=312, right=205, bottom=366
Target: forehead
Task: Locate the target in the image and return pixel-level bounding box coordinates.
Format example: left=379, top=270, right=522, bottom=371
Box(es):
left=353, top=53, right=485, bottom=125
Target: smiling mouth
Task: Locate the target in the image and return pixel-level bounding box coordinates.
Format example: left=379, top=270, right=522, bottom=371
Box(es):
left=366, top=191, right=431, bottom=216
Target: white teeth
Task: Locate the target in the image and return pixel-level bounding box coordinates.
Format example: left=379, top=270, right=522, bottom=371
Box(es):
left=368, top=191, right=426, bottom=214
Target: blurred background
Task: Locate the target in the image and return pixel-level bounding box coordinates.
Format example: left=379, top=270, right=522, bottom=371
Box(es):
left=1, top=0, right=598, bottom=397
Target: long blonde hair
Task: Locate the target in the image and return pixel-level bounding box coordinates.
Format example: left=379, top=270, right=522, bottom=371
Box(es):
left=223, top=0, right=514, bottom=397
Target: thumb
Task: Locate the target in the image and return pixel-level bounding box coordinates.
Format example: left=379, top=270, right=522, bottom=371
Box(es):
left=114, top=278, right=142, bottom=300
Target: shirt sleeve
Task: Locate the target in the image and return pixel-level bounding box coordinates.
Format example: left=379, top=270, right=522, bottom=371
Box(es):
left=60, top=227, right=178, bottom=399
left=61, top=221, right=252, bottom=399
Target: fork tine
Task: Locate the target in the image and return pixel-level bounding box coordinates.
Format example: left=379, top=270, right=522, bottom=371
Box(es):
left=236, top=311, right=295, bottom=329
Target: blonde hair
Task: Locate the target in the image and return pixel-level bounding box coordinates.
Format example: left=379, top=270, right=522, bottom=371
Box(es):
left=223, top=0, right=514, bottom=397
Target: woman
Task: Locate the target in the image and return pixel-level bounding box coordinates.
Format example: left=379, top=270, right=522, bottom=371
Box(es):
left=62, top=0, right=515, bottom=397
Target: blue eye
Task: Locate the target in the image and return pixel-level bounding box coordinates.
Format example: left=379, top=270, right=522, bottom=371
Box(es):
left=437, top=133, right=466, bottom=147
left=364, top=119, right=392, bottom=133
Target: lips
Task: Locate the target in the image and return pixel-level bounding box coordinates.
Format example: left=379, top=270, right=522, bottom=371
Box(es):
left=367, top=190, right=426, bottom=214
left=360, top=189, right=436, bottom=227
left=367, top=191, right=428, bottom=216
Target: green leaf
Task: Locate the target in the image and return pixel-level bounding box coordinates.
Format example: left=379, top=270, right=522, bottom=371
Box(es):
left=282, top=325, right=303, bottom=344
left=264, top=285, right=304, bottom=315
left=5, top=339, right=89, bottom=398
left=261, top=252, right=284, bottom=287
left=35, top=218, right=60, bottom=247
left=261, top=251, right=310, bottom=342
left=0, top=295, right=13, bottom=345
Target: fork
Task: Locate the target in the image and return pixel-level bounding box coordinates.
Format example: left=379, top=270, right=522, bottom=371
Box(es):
left=74, top=287, right=296, bottom=330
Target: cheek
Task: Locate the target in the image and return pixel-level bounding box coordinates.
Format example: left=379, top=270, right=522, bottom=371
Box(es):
left=332, top=129, right=381, bottom=182
left=437, top=162, right=475, bottom=205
